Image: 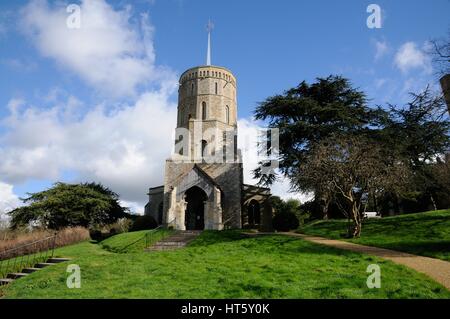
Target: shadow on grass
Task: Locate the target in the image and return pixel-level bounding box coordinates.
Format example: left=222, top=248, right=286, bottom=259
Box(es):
left=189, top=230, right=251, bottom=247
left=203, top=231, right=366, bottom=258
left=365, top=241, right=450, bottom=258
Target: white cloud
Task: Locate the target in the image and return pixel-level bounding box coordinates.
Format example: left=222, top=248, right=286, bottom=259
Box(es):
left=0, top=103, right=310, bottom=214
left=238, top=119, right=313, bottom=203
left=394, top=41, right=432, bottom=74
left=373, top=39, right=389, bottom=61
left=0, top=90, right=177, bottom=208
left=0, top=0, right=307, bottom=216
left=0, top=182, right=20, bottom=224
left=19, top=0, right=174, bottom=97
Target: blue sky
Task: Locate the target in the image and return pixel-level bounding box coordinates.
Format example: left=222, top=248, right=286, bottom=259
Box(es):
left=0, top=0, right=448, bottom=215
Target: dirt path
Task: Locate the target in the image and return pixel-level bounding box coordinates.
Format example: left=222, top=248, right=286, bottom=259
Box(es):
left=249, top=232, right=450, bottom=290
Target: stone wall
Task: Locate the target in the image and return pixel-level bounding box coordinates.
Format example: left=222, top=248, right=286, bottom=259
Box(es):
left=163, top=160, right=242, bottom=229
left=177, top=66, right=237, bottom=129
left=145, top=186, right=164, bottom=224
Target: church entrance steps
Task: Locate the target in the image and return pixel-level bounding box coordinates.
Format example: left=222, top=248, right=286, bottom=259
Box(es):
left=145, top=230, right=202, bottom=252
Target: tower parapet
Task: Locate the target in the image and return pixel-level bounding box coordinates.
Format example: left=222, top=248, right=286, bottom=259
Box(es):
left=177, top=65, right=237, bottom=129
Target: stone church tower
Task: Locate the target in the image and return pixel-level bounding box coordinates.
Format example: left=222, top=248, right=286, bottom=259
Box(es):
left=145, top=23, right=272, bottom=231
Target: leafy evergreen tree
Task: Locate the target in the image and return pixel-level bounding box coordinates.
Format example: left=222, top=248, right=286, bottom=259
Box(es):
left=8, top=182, right=130, bottom=229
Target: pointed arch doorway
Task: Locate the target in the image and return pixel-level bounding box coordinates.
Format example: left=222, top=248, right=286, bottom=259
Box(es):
left=184, top=186, right=208, bottom=230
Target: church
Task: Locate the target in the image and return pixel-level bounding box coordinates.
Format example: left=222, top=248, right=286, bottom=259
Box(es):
left=145, top=24, right=273, bottom=231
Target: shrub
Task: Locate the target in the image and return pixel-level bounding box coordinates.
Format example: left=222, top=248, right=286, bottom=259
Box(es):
left=272, top=212, right=300, bottom=232
left=131, top=215, right=157, bottom=231
left=89, top=229, right=104, bottom=242
left=105, top=218, right=133, bottom=235
left=0, top=227, right=90, bottom=259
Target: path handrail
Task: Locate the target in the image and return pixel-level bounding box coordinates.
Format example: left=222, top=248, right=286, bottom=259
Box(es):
left=0, top=234, right=57, bottom=260
left=118, top=217, right=177, bottom=252
left=0, top=234, right=57, bottom=279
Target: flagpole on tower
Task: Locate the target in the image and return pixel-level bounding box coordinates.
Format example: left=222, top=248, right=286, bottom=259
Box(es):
left=206, top=19, right=214, bottom=66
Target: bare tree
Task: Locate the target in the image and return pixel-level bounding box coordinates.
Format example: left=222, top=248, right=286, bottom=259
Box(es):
left=429, top=31, right=450, bottom=76
left=296, top=135, right=409, bottom=237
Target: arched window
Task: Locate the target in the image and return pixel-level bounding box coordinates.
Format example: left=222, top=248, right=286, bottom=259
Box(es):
left=215, top=82, right=218, bottom=95
left=201, top=140, right=208, bottom=158
left=178, top=134, right=184, bottom=155
left=191, top=83, right=194, bottom=95
left=202, top=102, right=207, bottom=120
left=225, top=105, right=230, bottom=124
left=222, top=131, right=227, bottom=162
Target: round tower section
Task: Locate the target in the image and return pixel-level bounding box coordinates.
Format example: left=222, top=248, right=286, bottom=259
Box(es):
left=177, top=65, right=237, bottom=129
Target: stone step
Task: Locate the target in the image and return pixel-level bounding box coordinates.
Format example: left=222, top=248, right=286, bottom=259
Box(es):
left=47, top=258, right=71, bottom=264
left=34, top=262, right=55, bottom=268
left=146, top=248, right=169, bottom=251
left=146, top=230, right=202, bottom=252
left=22, top=267, right=41, bottom=274
left=0, top=278, right=14, bottom=286
left=157, top=239, right=190, bottom=244
left=7, top=273, right=29, bottom=279
left=146, top=246, right=181, bottom=251
left=153, top=243, right=186, bottom=247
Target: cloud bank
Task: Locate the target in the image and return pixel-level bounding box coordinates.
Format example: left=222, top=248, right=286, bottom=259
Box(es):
left=0, top=0, right=310, bottom=216
left=19, top=0, right=174, bottom=97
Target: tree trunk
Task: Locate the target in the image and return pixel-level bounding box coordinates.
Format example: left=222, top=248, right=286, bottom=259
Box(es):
left=318, top=192, right=331, bottom=220
left=430, top=193, right=437, bottom=211
left=351, top=201, right=362, bottom=238
left=322, top=198, right=330, bottom=220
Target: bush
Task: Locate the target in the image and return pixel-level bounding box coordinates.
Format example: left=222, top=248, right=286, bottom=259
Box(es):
left=105, top=218, right=133, bottom=235
left=272, top=212, right=300, bottom=232
left=131, top=215, right=157, bottom=231
left=89, top=229, right=104, bottom=242
left=0, top=227, right=90, bottom=259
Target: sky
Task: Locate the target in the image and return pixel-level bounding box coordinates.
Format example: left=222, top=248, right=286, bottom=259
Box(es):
left=0, top=0, right=449, bottom=217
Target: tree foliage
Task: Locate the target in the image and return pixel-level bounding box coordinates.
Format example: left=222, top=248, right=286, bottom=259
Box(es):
left=384, top=87, right=450, bottom=209
left=299, top=135, right=409, bottom=237
left=428, top=31, right=450, bottom=76
left=254, top=76, right=379, bottom=184
left=8, top=182, right=130, bottom=230
left=254, top=76, right=385, bottom=220
left=254, top=76, right=449, bottom=237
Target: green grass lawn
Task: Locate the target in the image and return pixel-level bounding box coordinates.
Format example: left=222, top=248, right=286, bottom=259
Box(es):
left=99, top=229, right=173, bottom=253
left=1, top=230, right=449, bottom=299
left=300, top=209, right=450, bottom=261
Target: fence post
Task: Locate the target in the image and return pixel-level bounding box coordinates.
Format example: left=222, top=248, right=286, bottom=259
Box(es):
left=51, top=232, right=57, bottom=258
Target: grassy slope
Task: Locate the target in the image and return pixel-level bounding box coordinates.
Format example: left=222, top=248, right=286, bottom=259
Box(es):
left=300, top=209, right=450, bottom=261
left=100, top=229, right=173, bottom=253
left=1, top=231, right=449, bottom=299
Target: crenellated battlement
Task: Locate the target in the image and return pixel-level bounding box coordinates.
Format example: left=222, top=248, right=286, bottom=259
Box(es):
left=179, top=65, right=236, bottom=88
